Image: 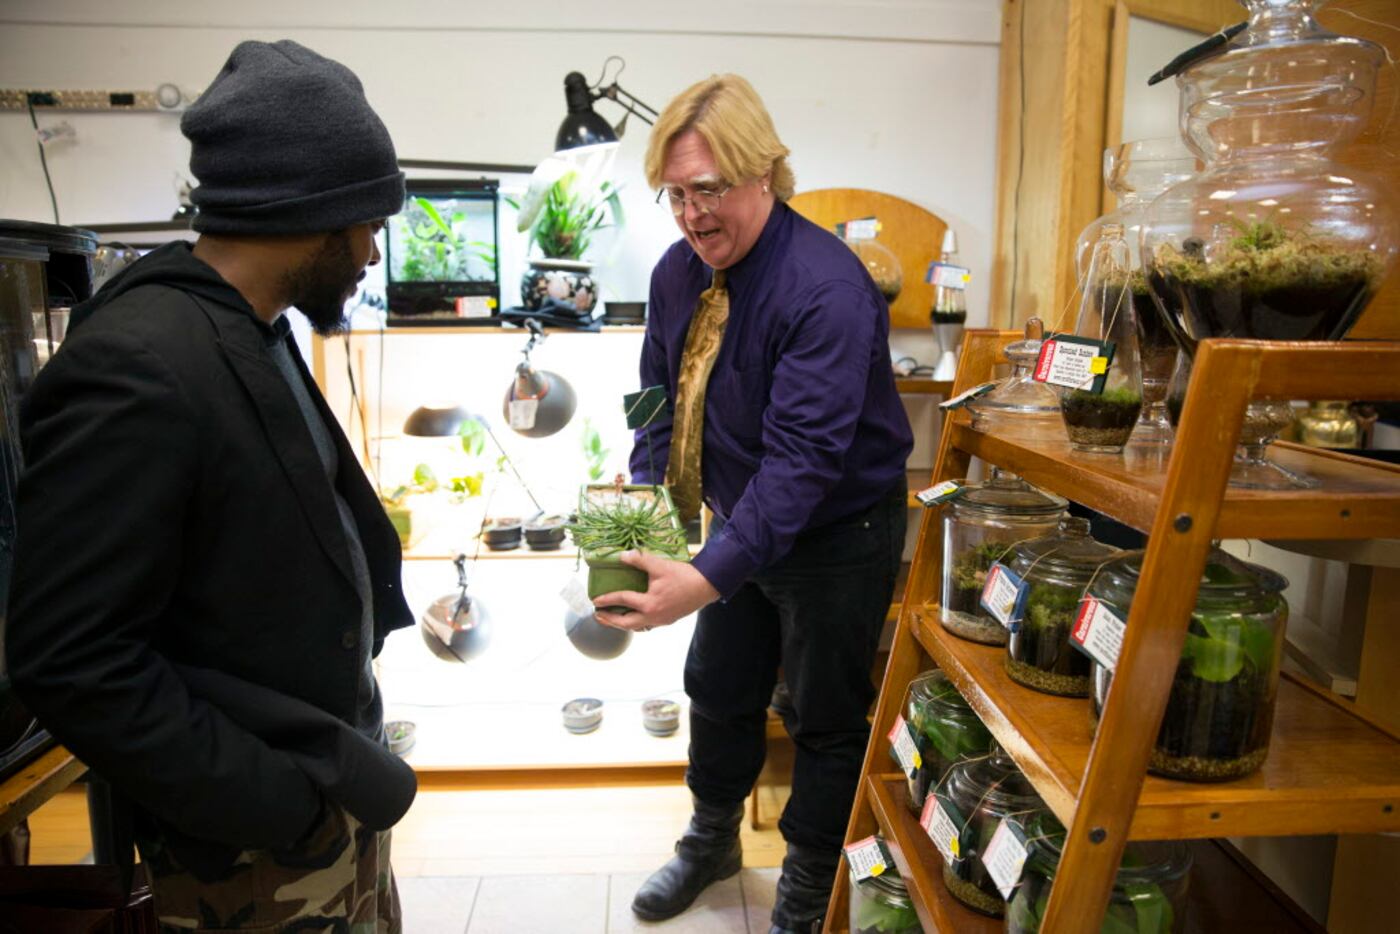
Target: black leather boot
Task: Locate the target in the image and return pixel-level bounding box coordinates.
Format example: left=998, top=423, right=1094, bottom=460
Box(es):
left=769, top=841, right=839, bottom=933
left=631, top=797, right=744, bottom=921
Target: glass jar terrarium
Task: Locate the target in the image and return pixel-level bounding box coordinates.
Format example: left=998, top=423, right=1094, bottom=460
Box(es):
left=1143, top=0, right=1396, bottom=487
left=903, top=670, right=992, bottom=815
left=965, top=318, right=1063, bottom=441
left=1005, top=517, right=1120, bottom=697
left=940, top=469, right=1068, bottom=646
left=845, top=235, right=903, bottom=305
left=1089, top=549, right=1288, bottom=781
left=1057, top=224, right=1145, bottom=454
left=1074, top=138, right=1197, bottom=445
left=848, top=861, right=922, bottom=934
left=935, top=745, right=1043, bottom=917
left=1006, top=811, right=1192, bottom=934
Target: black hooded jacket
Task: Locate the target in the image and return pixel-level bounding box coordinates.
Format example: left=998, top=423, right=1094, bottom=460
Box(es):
left=6, top=242, right=415, bottom=873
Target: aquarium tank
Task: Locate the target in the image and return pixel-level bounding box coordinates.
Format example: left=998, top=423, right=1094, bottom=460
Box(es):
left=385, top=179, right=501, bottom=325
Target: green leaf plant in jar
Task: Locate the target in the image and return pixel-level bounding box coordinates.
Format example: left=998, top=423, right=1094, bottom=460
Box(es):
left=1006, top=811, right=1192, bottom=934
left=1086, top=549, right=1288, bottom=781
left=931, top=743, right=1044, bottom=917
left=1052, top=224, right=1145, bottom=454
left=1004, top=517, right=1120, bottom=697
left=900, top=670, right=992, bottom=816
left=847, top=860, right=922, bottom=934
left=939, top=469, right=1067, bottom=646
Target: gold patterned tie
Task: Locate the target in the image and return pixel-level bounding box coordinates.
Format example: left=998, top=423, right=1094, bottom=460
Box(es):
left=665, top=269, right=730, bottom=523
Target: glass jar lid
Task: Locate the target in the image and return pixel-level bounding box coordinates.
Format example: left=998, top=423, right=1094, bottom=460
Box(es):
left=909, top=670, right=973, bottom=714
left=966, top=318, right=1062, bottom=418
left=1022, top=811, right=1191, bottom=884
left=1008, top=517, right=1120, bottom=584
left=941, top=744, right=1041, bottom=812
left=951, top=468, right=1069, bottom=518
left=1094, top=547, right=1287, bottom=612
left=853, top=859, right=913, bottom=903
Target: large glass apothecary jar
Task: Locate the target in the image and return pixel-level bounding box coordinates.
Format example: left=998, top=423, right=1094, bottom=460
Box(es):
left=902, top=670, right=992, bottom=816
left=1088, top=549, right=1288, bottom=781
left=940, top=470, right=1068, bottom=646
left=1005, top=812, right=1192, bottom=933
left=848, top=861, right=923, bottom=934
left=935, top=745, right=1044, bottom=917
left=1005, top=518, right=1120, bottom=697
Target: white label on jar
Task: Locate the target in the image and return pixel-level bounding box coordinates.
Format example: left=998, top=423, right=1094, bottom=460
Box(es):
left=983, top=818, right=1031, bottom=900
left=843, top=835, right=893, bottom=880
left=920, top=795, right=962, bottom=866
left=927, top=262, right=971, bottom=290
left=508, top=398, right=538, bottom=430
left=841, top=217, right=880, bottom=241
left=981, top=562, right=1029, bottom=630
left=560, top=577, right=596, bottom=618
left=887, top=714, right=922, bottom=778
left=1070, top=596, right=1126, bottom=672
left=916, top=480, right=964, bottom=507
left=1032, top=336, right=1114, bottom=392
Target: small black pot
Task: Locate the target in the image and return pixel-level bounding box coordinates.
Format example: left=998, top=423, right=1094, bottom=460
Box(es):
left=483, top=518, right=522, bottom=551
left=562, top=698, right=604, bottom=734
left=524, top=515, right=568, bottom=551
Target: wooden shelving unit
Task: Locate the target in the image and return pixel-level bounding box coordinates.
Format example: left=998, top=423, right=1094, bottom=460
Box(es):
left=824, top=330, right=1400, bottom=933
left=0, top=745, right=85, bottom=837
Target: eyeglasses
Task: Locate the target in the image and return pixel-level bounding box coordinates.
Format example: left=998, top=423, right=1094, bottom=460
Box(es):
left=656, top=184, right=734, bottom=217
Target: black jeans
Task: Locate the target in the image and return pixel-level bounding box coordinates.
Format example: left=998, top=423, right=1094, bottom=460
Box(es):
left=684, top=484, right=907, bottom=851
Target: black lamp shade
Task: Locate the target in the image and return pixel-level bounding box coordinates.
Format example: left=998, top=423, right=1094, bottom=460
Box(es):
left=403, top=404, right=471, bottom=437
left=556, top=71, right=619, bottom=153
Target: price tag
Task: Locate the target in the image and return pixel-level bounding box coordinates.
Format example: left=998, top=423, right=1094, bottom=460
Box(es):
left=560, top=578, right=596, bottom=618
left=981, top=562, right=1030, bottom=630
left=623, top=385, right=669, bottom=429
left=939, top=381, right=998, bottom=411
left=508, top=398, right=539, bottom=430
left=844, top=835, right=895, bottom=881
left=837, top=217, right=880, bottom=241
left=920, top=794, right=964, bottom=867
left=1070, top=595, right=1127, bottom=672
left=926, top=262, right=972, bottom=290
left=454, top=295, right=494, bottom=318
left=983, top=818, right=1031, bottom=900
left=916, top=480, right=965, bottom=507
left=1031, top=335, right=1115, bottom=393
left=887, top=714, right=923, bottom=778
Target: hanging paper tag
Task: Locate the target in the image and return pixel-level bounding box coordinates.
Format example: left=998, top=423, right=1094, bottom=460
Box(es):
left=887, top=714, right=923, bottom=778
left=983, top=818, right=1031, bottom=900
left=940, top=382, right=998, bottom=411
left=926, top=262, right=972, bottom=291
left=916, top=480, right=965, bottom=507
left=837, top=217, right=880, bottom=241
left=623, top=385, right=669, bottom=430
left=560, top=578, right=596, bottom=618
left=508, top=398, right=539, bottom=430
left=920, top=794, right=964, bottom=867
left=981, top=562, right=1030, bottom=630
left=844, top=835, right=895, bottom=881
left=1032, top=335, right=1116, bottom=393
left=1069, top=595, right=1127, bottom=672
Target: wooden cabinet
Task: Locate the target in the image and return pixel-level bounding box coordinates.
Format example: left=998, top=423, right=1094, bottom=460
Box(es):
left=825, top=329, right=1400, bottom=933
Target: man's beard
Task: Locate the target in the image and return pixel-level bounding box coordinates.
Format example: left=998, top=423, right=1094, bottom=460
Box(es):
left=284, top=230, right=361, bottom=336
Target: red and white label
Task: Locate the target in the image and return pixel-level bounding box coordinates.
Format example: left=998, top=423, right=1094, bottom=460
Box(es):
left=1033, top=339, right=1103, bottom=390
left=887, top=714, right=922, bottom=778
left=920, top=795, right=962, bottom=866
left=1070, top=596, right=1127, bottom=672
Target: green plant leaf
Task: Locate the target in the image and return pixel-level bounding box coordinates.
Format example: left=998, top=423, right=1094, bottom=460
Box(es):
left=1182, top=629, right=1245, bottom=682
left=415, top=196, right=455, bottom=240
left=412, top=463, right=439, bottom=491
left=1126, top=882, right=1172, bottom=934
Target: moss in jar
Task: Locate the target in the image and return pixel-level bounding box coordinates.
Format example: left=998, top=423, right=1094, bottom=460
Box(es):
left=1150, top=220, right=1384, bottom=342
left=1006, top=582, right=1091, bottom=696
left=943, top=541, right=1013, bottom=643
left=1062, top=387, right=1143, bottom=449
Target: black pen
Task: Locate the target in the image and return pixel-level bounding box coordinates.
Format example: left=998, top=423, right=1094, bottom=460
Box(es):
left=1147, top=21, right=1249, bottom=86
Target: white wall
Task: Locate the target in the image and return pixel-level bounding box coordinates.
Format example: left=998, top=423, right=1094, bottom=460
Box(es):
left=1122, top=16, right=1205, bottom=145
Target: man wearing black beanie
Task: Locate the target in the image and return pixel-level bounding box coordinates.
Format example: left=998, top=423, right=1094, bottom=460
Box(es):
left=7, top=40, right=415, bottom=932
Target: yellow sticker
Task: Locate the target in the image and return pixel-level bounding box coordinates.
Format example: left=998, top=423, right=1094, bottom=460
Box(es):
left=871, top=863, right=885, bottom=876
left=951, top=837, right=961, bottom=858
left=1089, top=356, right=1109, bottom=375
left=913, top=751, right=923, bottom=769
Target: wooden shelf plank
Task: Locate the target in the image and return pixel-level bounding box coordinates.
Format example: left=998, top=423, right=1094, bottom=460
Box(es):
left=894, top=377, right=954, bottom=395
left=864, top=773, right=1001, bottom=934
left=910, top=607, right=1400, bottom=840
left=0, top=745, right=85, bottom=837
left=948, top=422, right=1400, bottom=540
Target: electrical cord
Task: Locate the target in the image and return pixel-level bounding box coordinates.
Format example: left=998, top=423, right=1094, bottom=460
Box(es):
left=26, top=99, right=60, bottom=224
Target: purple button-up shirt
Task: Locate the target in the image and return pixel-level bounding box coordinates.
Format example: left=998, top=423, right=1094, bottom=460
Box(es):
left=630, top=202, right=914, bottom=598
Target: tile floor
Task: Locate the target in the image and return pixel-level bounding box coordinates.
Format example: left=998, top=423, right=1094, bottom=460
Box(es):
left=398, top=867, right=783, bottom=933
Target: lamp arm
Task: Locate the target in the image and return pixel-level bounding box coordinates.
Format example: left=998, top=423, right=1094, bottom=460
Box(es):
left=597, top=82, right=658, bottom=126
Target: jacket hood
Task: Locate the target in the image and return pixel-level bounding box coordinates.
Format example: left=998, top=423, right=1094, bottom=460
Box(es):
left=69, top=241, right=254, bottom=333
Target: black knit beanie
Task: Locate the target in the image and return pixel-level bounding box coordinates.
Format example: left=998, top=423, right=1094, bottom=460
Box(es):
left=181, top=40, right=405, bottom=235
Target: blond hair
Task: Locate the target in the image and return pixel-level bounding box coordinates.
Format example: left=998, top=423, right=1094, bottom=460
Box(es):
left=644, top=74, right=795, bottom=202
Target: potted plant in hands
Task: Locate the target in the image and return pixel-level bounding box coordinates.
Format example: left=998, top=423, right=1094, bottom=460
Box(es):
left=508, top=166, right=624, bottom=314
left=567, top=476, right=688, bottom=611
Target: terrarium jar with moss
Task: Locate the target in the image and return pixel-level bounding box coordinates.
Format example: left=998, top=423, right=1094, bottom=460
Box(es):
left=902, top=670, right=992, bottom=815
left=1088, top=549, right=1288, bottom=782
left=1142, top=0, right=1395, bottom=486
left=1056, top=224, right=1144, bottom=454
left=940, top=469, right=1067, bottom=646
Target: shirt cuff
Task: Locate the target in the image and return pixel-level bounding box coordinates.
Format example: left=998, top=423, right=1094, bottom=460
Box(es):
left=691, top=531, right=758, bottom=601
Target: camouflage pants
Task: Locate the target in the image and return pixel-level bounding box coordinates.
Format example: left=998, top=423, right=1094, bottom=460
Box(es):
left=137, top=803, right=400, bottom=933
